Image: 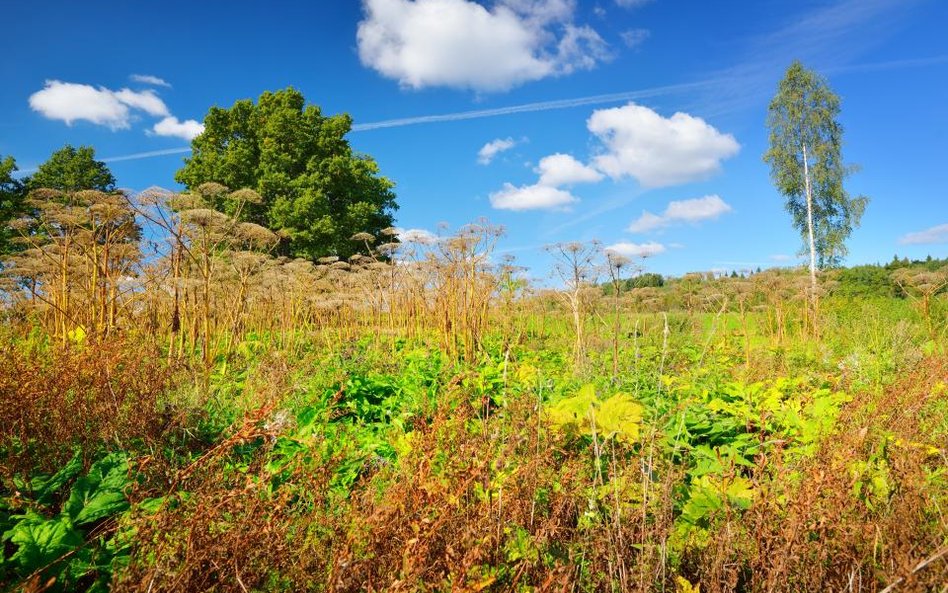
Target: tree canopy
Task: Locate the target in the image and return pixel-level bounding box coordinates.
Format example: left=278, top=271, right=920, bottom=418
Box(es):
left=764, top=62, right=867, bottom=280
left=175, top=88, right=397, bottom=260
left=0, top=155, right=25, bottom=255
left=27, top=145, right=116, bottom=193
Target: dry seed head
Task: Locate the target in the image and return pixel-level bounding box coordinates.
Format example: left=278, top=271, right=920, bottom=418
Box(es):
left=377, top=242, right=399, bottom=255
left=350, top=232, right=376, bottom=243
left=228, top=188, right=264, bottom=204
left=195, top=182, right=230, bottom=198
left=181, top=208, right=229, bottom=228
left=28, top=188, right=64, bottom=202
left=237, top=222, right=279, bottom=248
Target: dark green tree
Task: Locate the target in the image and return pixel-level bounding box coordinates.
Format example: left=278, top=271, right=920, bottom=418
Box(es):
left=176, top=88, right=397, bottom=260
left=764, top=61, right=868, bottom=295
left=27, top=145, right=116, bottom=192
left=0, top=155, right=26, bottom=255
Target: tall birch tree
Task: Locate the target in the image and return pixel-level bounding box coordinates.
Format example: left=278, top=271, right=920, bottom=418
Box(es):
left=764, top=61, right=868, bottom=299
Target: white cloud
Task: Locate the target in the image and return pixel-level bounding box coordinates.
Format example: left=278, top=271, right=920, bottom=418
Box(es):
left=664, top=194, right=732, bottom=222
left=29, top=81, right=133, bottom=129
left=615, top=0, right=652, bottom=7
left=490, top=182, right=578, bottom=211
left=587, top=102, right=740, bottom=187
left=536, top=153, right=603, bottom=186
left=395, top=227, right=440, bottom=244
left=478, top=137, right=518, bottom=164
left=30, top=79, right=202, bottom=139
left=356, top=0, right=608, bottom=92
left=605, top=241, right=666, bottom=258
left=152, top=116, right=204, bottom=140
left=490, top=151, right=597, bottom=211
left=620, top=28, right=650, bottom=48
left=629, top=194, right=732, bottom=233
left=130, top=74, right=171, bottom=88
left=113, top=88, right=169, bottom=117
left=899, top=223, right=948, bottom=245
left=770, top=254, right=794, bottom=262
left=627, top=211, right=666, bottom=233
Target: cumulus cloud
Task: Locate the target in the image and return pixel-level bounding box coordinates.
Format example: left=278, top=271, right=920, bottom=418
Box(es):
left=30, top=78, right=201, bottom=139
left=356, top=0, right=608, bottom=91
left=113, top=88, right=170, bottom=117
left=620, top=28, right=650, bottom=48
left=478, top=137, right=518, bottom=164
left=490, top=151, right=598, bottom=211
left=152, top=116, right=205, bottom=141
left=29, top=81, right=135, bottom=129
left=899, top=223, right=948, bottom=245
left=629, top=194, right=732, bottom=232
left=490, top=182, right=579, bottom=211
left=604, top=241, right=666, bottom=258
left=587, top=102, right=740, bottom=187
left=536, top=153, right=603, bottom=186
left=130, top=74, right=171, bottom=88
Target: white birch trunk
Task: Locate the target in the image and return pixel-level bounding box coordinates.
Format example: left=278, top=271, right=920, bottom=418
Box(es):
left=802, top=142, right=818, bottom=299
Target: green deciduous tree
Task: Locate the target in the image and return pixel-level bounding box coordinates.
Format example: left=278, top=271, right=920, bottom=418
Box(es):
left=0, top=155, right=25, bottom=255
left=27, top=145, right=116, bottom=193
left=764, top=61, right=868, bottom=297
left=175, top=88, right=397, bottom=260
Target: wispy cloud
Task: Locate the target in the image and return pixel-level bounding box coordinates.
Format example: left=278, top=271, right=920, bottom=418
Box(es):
left=628, top=195, right=733, bottom=232
left=130, top=74, right=171, bottom=88
left=605, top=241, right=666, bottom=258
left=620, top=28, right=650, bottom=49
left=899, top=223, right=948, bottom=245
left=477, top=137, right=518, bottom=165
left=697, top=0, right=926, bottom=116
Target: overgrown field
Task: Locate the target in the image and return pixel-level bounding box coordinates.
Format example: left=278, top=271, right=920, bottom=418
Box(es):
left=2, top=271, right=946, bottom=592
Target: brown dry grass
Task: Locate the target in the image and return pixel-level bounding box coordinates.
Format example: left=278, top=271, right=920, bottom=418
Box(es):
left=0, top=340, right=185, bottom=478
left=741, top=356, right=948, bottom=593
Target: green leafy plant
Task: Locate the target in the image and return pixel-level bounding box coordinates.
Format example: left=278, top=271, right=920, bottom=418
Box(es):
left=1, top=451, right=132, bottom=592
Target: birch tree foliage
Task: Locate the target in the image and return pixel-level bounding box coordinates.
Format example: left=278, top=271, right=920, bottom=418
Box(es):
left=764, top=61, right=868, bottom=271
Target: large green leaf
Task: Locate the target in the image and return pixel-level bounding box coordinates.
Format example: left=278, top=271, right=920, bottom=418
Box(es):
left=2, top=511, right=83, bottom=577
left=18, top=450, right=83, bottom=507
left=63, top=453, right=130, bottom=526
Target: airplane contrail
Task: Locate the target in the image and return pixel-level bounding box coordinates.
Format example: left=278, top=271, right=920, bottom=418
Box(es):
left=15, top=53, right=946, bottom=172
left=101, top=147, right=192, bottom=163
left=350, top=80, right=714, bottom=131
left=14, top=80, right=712, bottom=172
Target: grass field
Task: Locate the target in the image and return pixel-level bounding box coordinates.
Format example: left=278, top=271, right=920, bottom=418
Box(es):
left=1, top=242, right=946, bottom=592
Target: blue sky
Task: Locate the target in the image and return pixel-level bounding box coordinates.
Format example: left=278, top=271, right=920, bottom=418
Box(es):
left=1, top=0, right=946, bottom=279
